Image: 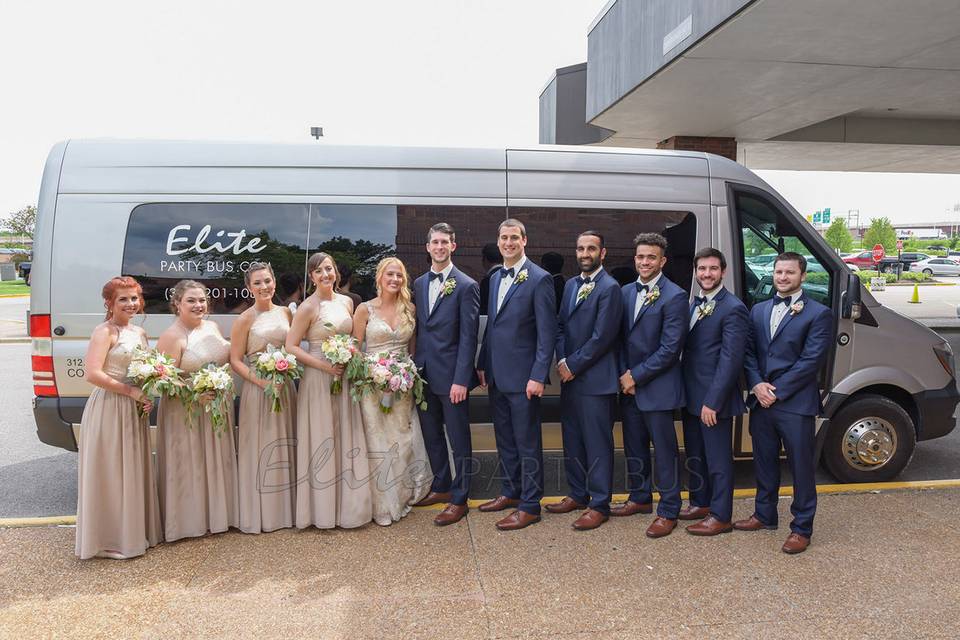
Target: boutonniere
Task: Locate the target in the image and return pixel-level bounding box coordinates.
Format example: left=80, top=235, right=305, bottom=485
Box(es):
left=440, top=277, right=457, bottom=297
left=643, top=285, right=660, bottom=306
left=790, top=300, right=804, bottom=316
left=576, top=281, right=596, bottom=304
left=697, top=299, right=716, bottom=319
left=514, top=269, right=528, bottom=284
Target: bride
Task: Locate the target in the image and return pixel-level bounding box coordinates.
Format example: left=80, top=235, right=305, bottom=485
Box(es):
left=352, top=257, right=432, bottom=525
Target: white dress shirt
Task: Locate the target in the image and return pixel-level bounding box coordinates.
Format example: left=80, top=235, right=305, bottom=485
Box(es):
left=572, top=266, right=604, bottom=309
left=496, top=256, right=527, bottom=314
left=427, top=262, right=455, bottom=313
left=769, top=290, right=802, bottom=337
left=634, top=271, right=664, bottom=321
left=689, top=286, right=723, bottom=330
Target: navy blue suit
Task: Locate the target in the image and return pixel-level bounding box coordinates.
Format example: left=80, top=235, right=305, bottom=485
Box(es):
left=744, top=293, right=832, bottom=537
left=413, top=265, right=481, bottom=505
left=681, top=287, right=748, bottom=523
left=618, top=275, right=687, bottom=519
left=556, top=269, right=622, bottom=514
left=478, top=259, right=557, bottom=515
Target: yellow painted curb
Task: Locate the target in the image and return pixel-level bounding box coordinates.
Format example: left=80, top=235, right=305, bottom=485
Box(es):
left=0, top=294, right=29, bottom=298
left=4, top=480, right=959, bottom=526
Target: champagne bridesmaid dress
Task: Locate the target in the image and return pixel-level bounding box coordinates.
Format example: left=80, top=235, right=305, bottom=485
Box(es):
left=295, top=297, right=373, bottom=529
left=156, top=320, right=239, bottom=542
left=238, top=306, right=298, bottom=533
left=75, top=326, right=163, bottom=559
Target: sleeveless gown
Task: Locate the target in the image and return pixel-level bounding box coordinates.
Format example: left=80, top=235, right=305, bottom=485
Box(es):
left=75, top=326, right=163, bottom=559
left=238, top=306, right=297, bottom=533
left=156, top=321, right=239, bottom=542
left=296, top=298, right=373, bottom=529
left=359, top=303, right=432, bottom=526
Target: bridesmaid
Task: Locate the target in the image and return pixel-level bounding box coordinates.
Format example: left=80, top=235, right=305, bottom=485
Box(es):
left=286, top=252, right=373, bottom=529
left=155, top=280, right=239, bottom=542
left=75, top=276, right=162, bottom=560
left=230, top=262, right=298, bottom=533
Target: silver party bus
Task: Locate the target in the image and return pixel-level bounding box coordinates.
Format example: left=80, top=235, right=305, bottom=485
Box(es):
left=29, top=139, right=958, bottom=483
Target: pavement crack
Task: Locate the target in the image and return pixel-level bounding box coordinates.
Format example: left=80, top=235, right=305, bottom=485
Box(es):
left=465, top=512, right=495, bottom=639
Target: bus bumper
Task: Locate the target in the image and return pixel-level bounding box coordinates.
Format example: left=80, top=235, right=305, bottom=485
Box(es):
left=32, top=396, right=81, bottom=451
left=914, top=380, right=960, bottom=441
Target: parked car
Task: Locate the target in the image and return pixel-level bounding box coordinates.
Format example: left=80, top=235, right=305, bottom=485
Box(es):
left=18, top=261, right=31, bottom=285
left=911, top=257, right=960, bottom=277
left=842, top=250, right=877, bottom=269
left=926, top=245, right=948, bottom=252
left=948, top=250, right=960, bottom=258
left=845, top=251, right=932, bottom=274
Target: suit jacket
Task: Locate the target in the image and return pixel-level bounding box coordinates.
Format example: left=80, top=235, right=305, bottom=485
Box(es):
left=743, top=293, right=833, bottom=416
left=413, top=265, right=481, bottom=394
left=681, top=287, right=748, bottom=418
left=556, top=269, right=622, bottom=396
left=619, top=274, right=688, bottom=411
left=478, top=260, right=557, bottom=393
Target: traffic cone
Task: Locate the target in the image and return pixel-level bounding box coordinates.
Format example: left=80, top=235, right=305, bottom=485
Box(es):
left=908, top=283, right=921, bottom=304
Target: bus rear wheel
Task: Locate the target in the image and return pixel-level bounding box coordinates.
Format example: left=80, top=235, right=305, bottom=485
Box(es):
left=823, top=394, right=916, bottom=483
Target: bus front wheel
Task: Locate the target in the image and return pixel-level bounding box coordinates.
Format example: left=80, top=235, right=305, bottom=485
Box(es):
left=823, top=394, right=916, bottom=483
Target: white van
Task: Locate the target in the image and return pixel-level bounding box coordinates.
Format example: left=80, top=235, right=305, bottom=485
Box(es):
left=30, top=140, right=958, bottom=483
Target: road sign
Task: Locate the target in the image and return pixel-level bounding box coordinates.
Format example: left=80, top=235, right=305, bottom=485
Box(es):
left=872, top=244, right=885, bottom=263
left=897, top=239, right=904, bottom=250
left=813, top=211, right=821, bottom=223
left=823, top=208, right=831, bottom=224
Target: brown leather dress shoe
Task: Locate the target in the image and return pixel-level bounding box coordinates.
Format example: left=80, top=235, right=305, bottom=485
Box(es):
left=782, top=533, right=810, bottom=554
left=545, top=497, right=587, bottom=514
left=733, top=515, right=777, bottom=531
left=495, top=510, right=541, bottom=531
left=678, top=505, right=710, bottom=521
left=433, top=503, right=468, bottom=526
left=609, top=501, right=653, bottom=517
left=685, top=515, right=733, bottom=536
left=414, top=491, right=452, bottom=507
left=477, top=496, right=520, bottom=512
left=645, top=516, right=677, bottom=538
left=571, top=509, right=609, bottom=531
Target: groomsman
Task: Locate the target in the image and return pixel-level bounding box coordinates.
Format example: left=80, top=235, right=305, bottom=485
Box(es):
left=737, top=252, right=832, bottom=554
left=477, top=219, right=557, bottom=531
left=679, top=248, right=748, bottom=535
left=548, top=231, right=623, bottom=531
left=611, top=232, right=687, bottom=539
left=412, top=223, right=481, bottom=526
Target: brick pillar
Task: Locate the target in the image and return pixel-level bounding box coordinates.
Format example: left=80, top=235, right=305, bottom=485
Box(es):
left=657, top=136, right=737, bottom=161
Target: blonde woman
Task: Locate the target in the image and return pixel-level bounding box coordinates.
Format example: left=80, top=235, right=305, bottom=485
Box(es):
left=287, top=253, right=372, bottom=529
left=352, top=257, right=432, bottom=526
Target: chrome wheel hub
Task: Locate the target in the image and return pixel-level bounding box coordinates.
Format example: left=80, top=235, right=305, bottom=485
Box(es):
left=842, top=418, right=897, bottom=470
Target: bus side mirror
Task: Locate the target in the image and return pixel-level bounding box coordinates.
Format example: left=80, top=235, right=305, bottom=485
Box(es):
left=842, top=272, right=861, bottom=320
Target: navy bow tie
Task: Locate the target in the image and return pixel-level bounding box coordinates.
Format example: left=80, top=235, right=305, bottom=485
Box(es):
left=775, top=296, right=792, bottom=307
left=636, top=283, right=649, bottom=293
left=429, top=272, right=444, bottom=282
left=576, top=276, right=592, bottom=287
left=500, top=267, right=515, bottom=278
left=694, top=295, right=708, bottom=305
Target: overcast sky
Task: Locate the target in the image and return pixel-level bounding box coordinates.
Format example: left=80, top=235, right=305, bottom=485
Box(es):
left=2, top=0, right=959, bottom=226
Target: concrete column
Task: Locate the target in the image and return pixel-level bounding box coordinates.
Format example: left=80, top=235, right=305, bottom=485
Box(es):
left=657, top=136, right=737, bottom=161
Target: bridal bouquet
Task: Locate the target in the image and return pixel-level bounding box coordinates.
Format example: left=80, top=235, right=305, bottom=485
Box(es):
left=319, top=333, right=364, bottom=394
left=353, top=351, right=427, bottom=414
left=126, top=346, right=188, bottom=416
left=253, top=345, right=303, bottom=413
left=187, top=363, right=235, bottom=435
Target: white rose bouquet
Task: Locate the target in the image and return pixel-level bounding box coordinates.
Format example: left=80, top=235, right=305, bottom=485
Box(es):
left=252, top=345, right=303, bottom=413
left=352, top=351, right=427, bottom=414
left=187, top=363, right=235, bottom=435
left=126, top=346, right=188, bottom=417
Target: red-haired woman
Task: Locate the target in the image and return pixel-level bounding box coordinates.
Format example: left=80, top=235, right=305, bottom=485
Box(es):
left=75, top=277, right=163, bottom=559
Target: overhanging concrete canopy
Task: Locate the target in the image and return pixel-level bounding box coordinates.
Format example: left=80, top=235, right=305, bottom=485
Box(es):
left=552, top=0, right=960, bottom=172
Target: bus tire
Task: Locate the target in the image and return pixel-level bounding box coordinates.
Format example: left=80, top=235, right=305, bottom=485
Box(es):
left=823, top=394, right=916, bottom=483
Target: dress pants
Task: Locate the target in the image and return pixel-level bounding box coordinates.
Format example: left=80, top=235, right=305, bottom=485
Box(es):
left=621, top=399, right=681, bottom=519
left=749, top=406, right=817, bottom=537
left=417, top=391, right=474, bottom=505
left=681, top=412, right=734, bottom=523
left=489, top=384, right=544, bottom=515
left=559, top=391, right=615, bottom=514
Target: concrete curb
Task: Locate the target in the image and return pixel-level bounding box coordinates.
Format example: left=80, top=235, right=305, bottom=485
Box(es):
left=0, top=337, right=30, bottom=344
